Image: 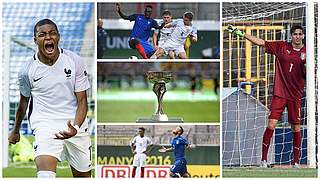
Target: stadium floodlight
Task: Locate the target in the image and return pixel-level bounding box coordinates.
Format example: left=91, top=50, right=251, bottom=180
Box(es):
left=136, top=71, right=183, bottom=123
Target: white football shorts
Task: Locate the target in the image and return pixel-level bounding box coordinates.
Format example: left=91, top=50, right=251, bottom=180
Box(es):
left=33, top=127, right=92, bottom=172
left=132, top=153, right=147, bottom=167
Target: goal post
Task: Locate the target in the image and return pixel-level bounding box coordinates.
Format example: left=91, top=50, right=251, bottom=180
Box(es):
left=305, top=2, right=316, bottom=168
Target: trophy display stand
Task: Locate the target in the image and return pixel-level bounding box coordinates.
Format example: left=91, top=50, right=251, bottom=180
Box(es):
left=136, top=71, right=183, bottom=123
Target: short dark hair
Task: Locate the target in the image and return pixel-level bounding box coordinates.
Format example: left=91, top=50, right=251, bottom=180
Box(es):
left=162, top=10, right=172, bottom=16
left=139, top=127, right=145, bottom=132
left=184, top=12, right=194, bottom=21
left=290, top=25, right=304, bottom=34
left=145, top=5, right=153, bottom=10
left=34, top=19, right=59, bottom=37
left=178, top=126, right=184, bottom=135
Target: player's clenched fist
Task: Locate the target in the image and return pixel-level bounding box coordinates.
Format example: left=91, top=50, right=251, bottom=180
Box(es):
left=8, top=131, right=20, bottom=144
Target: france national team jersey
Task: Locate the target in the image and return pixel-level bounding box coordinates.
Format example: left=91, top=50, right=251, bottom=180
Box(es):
left=171, top=135, right=189, bottom=160
left=128, top=14, right=158, bottom=41
left=18, top=48, right=90, bottom=131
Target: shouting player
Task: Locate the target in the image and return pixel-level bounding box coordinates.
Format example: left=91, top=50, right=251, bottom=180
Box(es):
left=151, top=12, right=198, bottom=59
left=131, top=127, right=153, bottom=178
left=159, top=126, right=191, bottom=178
left=228, top=24, right=306, bottom=168
left=152, top=10, right=175, bottom=59
left=8, top=19, right=92, bottom=177
left=116, top=3, right=164, bottom=59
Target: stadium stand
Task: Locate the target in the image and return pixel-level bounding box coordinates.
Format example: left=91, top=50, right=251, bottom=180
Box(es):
left=97, top=125, right=220, bottom=146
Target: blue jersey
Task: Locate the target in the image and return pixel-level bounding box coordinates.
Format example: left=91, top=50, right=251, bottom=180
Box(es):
left=171, top=135, right=189, bottom=160
left=128, top=14, right=158, bottom=41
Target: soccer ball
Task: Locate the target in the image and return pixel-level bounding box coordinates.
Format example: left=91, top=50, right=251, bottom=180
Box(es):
left=129, top=56, right=138, bottom=60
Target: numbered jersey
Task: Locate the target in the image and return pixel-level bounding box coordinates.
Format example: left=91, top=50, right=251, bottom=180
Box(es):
left=265, top=41, right=306, bottom=101
left=167, top=19, right=197, bottom=46
left=131, top=136, right=153, bottom=154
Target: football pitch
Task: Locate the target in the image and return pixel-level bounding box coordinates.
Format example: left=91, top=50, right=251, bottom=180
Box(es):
left=97, top=89, right=220, bottom=123
left=3, top=136, right=95, bottom=178
left=223, top=167, right=317, bottom=178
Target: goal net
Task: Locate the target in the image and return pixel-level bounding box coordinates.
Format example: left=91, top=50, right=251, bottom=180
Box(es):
left=222, top=2, right=317, bottom=168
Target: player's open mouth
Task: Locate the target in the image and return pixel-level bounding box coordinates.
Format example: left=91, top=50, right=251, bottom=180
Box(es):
left=44, top=42, right=55, bottom=55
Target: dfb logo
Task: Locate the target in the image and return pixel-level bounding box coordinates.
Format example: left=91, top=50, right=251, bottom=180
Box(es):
left=101, top=166, right=130, bottom=178
left=145, top=166, right=170, bottom=178
left=99, top=165, right=170, bottom=178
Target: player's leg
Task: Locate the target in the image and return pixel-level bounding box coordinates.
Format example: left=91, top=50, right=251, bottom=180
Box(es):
left=150, top=48, right=165, bottom=59
left=129, top=38, right=148, bottom=59
left=170, top=160, right=182, bottom=178
left=261, top=96, right=286, bottom=164
left=181, top=159, right=189, bottom=178
left=178, top=52, right=188, bottom=59
left=35, top=155, right=58, bottom=178
left=288, top=100, right=302, bottom=167
left=168, top=51, right=175, bottom=59
left=33, top=129, right=63, bottom=178
left=140, top=40, right=156, bottom=59
left=140, top=153, right=147, bottom=178
left=177, top=46, right=187, bottom=59
left=65, top=135, right=92, bottom=177
left=132, top=154, right=139, bottom=178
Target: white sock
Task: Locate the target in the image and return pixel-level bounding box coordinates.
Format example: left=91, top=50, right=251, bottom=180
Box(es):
left=37, top=171, right=56, bottom=178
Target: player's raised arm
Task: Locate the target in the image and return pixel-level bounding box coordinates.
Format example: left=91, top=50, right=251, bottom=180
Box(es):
left=228, top=24, right=265, bottom=46
left=8, top=94, right=29, bottom=144
left=116, top=3, right=134, bottom=21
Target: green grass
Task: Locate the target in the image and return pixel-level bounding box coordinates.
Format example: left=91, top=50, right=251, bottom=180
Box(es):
left=223, top=167, right=317, bottom=178
left=3, top=167, right=72, bottom=177
left=3, top=136, right=95, bottom=178
left=98, top=100, right=220, bottom=123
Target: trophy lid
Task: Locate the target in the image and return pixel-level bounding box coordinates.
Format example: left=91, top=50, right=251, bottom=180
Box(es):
left=146, top=71, right=173, bottom=83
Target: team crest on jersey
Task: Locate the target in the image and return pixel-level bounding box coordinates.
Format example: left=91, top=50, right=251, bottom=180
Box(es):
left=300, top=53, right=306, bottom=60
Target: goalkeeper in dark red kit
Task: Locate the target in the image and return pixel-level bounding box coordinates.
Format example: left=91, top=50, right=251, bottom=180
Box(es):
left=228, top=24, right=306, bottom=168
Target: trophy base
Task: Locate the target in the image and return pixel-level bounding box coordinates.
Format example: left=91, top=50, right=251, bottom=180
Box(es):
left=136, top=114, right=183, bottom=123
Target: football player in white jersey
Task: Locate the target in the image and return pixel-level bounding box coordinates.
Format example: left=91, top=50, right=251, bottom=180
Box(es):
left=8, top=19, right=91, bottom=178
left=151, top=12, right=198, bottom=59
left=131, top=127, right=153, bottom=178
left=152, top=10, right=175, bottom=59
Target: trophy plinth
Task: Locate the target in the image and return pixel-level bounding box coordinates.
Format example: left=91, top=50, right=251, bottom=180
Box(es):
left=136, top=71, right=183, bottom=123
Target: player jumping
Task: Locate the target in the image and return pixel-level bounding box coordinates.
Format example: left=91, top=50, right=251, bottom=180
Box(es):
left=228, top=24, right=306, bottom=168
left=151, top=12, right=198, bottom=59
left=159, top=126, right=191, bottom=178
left=116, top=3, right=164, bottom=59
left=131, top=127, right=153, bottom=178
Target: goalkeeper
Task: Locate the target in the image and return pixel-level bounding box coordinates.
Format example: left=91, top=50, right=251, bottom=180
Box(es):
left=228, top=24, right=306, bottom=168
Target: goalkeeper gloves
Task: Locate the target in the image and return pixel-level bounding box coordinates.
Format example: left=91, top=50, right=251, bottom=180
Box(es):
left=228, top=24, right=245, bottom=38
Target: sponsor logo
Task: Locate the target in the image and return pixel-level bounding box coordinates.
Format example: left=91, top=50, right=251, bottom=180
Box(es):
left=33, top=77, right=42, bottom=82
left=99, top=165, right=170, bottom=178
